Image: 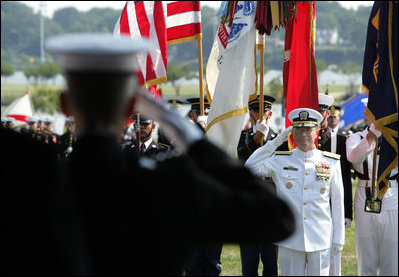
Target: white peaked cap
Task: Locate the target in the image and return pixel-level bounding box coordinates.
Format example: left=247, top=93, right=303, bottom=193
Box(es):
left=45, top=33, right=151, bottom=73
left=318, top=93, right=334, bottom=108
left=288, top=108, right=323, bottom=127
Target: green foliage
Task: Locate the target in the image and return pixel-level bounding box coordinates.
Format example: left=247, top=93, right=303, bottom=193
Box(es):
left=267, top=77, right=283, bottom=102
left=166, top=62, right=196, bottom=96
left=31, top=86, right=61, bottom=114
left=23, top=66, right=40, bottom=85
left=1, top=1, right=373, bottom=72
left=38, top=61, right=61, bottom=83
left=1, top=61, right=14, bottom=77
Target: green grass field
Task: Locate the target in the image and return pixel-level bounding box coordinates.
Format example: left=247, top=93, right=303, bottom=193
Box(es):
left=219, top=182, right=359, bottom=276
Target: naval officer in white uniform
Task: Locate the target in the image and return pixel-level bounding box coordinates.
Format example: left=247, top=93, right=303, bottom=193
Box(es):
left=245, top=108, right=345, bottom=276
left=346, top=98, right=398, bottom=276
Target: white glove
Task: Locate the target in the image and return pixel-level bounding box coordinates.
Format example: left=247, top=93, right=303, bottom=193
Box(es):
left=345, top=218, right=352, bottom=229
left=255, top=120, right=269, bottom=136
left=370, top=123, right=381, bottom=138
left=331, top=243, right=343, bottom=256
left=272, top=126, right=293, bottom=148
left=197, top=115, right=208, bottom=126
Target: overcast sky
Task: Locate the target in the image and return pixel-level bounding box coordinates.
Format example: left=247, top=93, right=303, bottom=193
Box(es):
left=18, top=1, right=374, bottom=18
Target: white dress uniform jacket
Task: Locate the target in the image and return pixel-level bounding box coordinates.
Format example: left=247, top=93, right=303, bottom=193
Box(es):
left=346, top=128, right=398, bottom=276
left=246, top=144, right=345, bottom=252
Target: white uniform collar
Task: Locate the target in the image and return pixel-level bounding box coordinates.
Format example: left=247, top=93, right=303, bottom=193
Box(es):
left=295, top=147, right=317, bottom=158
left=141, top=138, right=153, bottom=150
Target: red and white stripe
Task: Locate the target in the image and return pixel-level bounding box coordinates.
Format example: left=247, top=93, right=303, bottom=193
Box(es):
left=114, top=1, right=168, bottom=86
left=166, top=1, right=202, bottom=45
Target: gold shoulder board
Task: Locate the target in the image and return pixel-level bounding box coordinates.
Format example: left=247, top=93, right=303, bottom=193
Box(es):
left=274, top=151, right=292, bottom=155
left=158, top=143, right=171, bottom=149
left=322, top=151, right=341, bottom=160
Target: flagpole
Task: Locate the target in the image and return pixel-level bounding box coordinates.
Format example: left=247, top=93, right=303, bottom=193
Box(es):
left=371, top=136, right=378, bottom=199
left=198, top=35, right=205, bottom=115
left=258, top=33, right=265, bottom=146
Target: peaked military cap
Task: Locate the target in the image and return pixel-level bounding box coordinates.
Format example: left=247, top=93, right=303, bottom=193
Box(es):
left=248, top=95, right=275, bottom=111
left=45, top=33, right=151, bottom=73
left=288, top=108, right=323, bottom=128
left=329, top=105, right=342, bottom=117
left=27, top=116, right=39, bottom=124
left=318, top=93, right=334, bottom=110
left=186, top=98, right=211, bottom=113
left=168, top=99, right=185, bottom=106
left=131, top=113, right=153, bottom=125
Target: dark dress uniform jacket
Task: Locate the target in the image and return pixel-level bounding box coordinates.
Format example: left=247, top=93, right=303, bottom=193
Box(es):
left=318, top=127, right=353, bottom=220
left=57, top=132, right=295, bottom=275
left=237, top=127, right=277, bottom=162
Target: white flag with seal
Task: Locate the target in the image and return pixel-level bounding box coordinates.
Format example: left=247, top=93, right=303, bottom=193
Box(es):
left=205, top=1, right=257, bottom=158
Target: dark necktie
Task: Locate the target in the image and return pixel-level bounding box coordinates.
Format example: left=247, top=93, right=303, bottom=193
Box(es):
left=140, top=143, right=146, bottom=154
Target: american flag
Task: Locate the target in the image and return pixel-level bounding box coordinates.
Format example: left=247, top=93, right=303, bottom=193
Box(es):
left=167, top=1, right=202, bottom=45
left=114, top=1, right=202, bottom=86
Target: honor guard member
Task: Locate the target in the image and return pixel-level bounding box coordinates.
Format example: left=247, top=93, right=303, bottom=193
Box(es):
left=317, top=94, right=352, bottom=276
left=5, top=117, right=15, bottom=129
left=157, top=99, right=186, bottom=148
left=58, top=116, right=76, bottom=160
left=328, top=106, right=344, bottom=135
left=186, top=97, right=210, bottom=133
left=43, top=117, right=58, bottom=145
left=237, top=94, right=279, bottom=276
left=124, top=114, right=169, bottom=157
left=346, top=98, right=398, bottom=276
left=27, top=116, right=39, bottom=140
left=246, top=108, right=345, bottom=276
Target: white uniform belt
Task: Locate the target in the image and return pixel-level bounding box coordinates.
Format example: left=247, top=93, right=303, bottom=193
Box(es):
left=357, top=180, right=398, bottom=188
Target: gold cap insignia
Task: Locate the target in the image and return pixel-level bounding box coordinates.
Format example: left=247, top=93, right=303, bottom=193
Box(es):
left=299, top=111, right=309, bottom=120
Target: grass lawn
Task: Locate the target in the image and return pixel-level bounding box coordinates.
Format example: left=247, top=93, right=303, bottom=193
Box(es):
left=220, top=181, right=359, bottom=276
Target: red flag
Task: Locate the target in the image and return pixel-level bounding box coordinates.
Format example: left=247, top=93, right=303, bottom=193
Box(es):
left=283, top=1, right=319, bottom=148
left=167, top=1, right=202, bottom=45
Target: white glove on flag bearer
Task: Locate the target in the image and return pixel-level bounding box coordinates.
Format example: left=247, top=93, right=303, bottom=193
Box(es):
left=205, top=1, right=258, bottom=158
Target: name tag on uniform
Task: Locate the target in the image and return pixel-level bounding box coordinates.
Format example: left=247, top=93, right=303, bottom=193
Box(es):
left=316, top=163, right=330, bottom=181
left=283, top=166, right=298, bottom=171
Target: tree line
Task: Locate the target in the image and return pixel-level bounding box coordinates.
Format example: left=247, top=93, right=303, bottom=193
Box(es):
left=2, top=2, right=372, bottom=71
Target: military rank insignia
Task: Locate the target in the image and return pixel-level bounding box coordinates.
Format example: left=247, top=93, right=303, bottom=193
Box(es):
left=315, top=163, right=330, bottom=181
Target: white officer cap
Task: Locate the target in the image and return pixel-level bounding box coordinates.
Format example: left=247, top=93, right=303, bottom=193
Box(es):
left=361, top=97, right=368, bottom=107
left=288, top=108, right=323, bottom=128
left=45, top=33, right=151, bottom=73
left=27, top=116, right=39, bottom=124
left=318, top=93, right=334, bottom=110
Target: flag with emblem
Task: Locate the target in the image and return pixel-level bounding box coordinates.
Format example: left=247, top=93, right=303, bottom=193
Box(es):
left=362, top=2, right=398, bottom=199
left=283, top=1, right=319, bottom=149
left=205, top=1, right=257, bottom=158
left=114, top=1, right=168, bottom=87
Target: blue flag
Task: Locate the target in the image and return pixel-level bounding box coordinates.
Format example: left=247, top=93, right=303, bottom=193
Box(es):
left=340, top=93, right=367, bottom=130
left=362, top=2, right=398, bottom=199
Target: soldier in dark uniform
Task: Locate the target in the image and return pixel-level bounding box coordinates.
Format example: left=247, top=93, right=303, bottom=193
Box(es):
left=124, top=114, right=169, bottom=157
left=42, top=117, right=58, bottom=146
left=238, top=95, right=277, bottom=162
left=317, top=94, right=353, bottom=276
left=38, top=33, right=295, bottom=275
left=26, top=116, right=39, bottom=140
left=58, top=117, right=76, bottom=160
left=186, top=97, right=210, bottom=133
left=237, top=95, right=279, bottom=276
left=328, top=105, right=344, bottom=135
